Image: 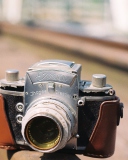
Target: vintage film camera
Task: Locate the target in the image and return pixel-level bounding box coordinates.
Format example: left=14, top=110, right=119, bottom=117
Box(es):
left=0, top=60, right=123, bottom=158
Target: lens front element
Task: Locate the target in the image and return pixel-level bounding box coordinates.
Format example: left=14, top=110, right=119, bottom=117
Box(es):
left=25, top=116, right=60, bottom=150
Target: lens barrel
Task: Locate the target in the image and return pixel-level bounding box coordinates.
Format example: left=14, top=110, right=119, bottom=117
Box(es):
left=22, top=100, right=76, bottom=153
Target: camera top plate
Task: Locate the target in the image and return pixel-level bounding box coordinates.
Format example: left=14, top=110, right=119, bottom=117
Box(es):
left=79, top=80, right=113, bottom=93
left=29, top=60, right=75, bottom=70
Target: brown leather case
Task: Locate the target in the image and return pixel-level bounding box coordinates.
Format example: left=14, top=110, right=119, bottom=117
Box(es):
left=0, top=94, right=16, bottom=150
left=84, top=97, right=120, bottom=158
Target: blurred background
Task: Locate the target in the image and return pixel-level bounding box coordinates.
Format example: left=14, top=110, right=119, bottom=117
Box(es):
left=0, top=0, right=128, bottom=160
left=1, top=0, right=128, bottom=35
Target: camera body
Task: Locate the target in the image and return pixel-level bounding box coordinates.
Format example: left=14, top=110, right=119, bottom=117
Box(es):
left=0, top=60, right=123, bottom=158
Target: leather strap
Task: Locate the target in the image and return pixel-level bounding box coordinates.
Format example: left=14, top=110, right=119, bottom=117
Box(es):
left=0, top=94, right=16, bottom=149
left=84, top=97, right=120, bottom=158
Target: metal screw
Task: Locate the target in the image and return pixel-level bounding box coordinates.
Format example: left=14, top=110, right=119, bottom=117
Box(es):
left=73, top=94, right=78, bottom=100
left=15, top=103, right=24, bottom=112
left=16, top=115, right=23, bottom=124
left=75, top=134, right=80, bottom=138
left=78, top=100, right=84, bottom=106
left=38, top=83, right=43, bottom=87
left=109, top=89, right=115, bottom=95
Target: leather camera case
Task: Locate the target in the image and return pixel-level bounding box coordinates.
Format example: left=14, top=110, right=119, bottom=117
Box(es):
left=84, top=97, right=121, bottom=158
left=0, top=94, right=16, bottom=150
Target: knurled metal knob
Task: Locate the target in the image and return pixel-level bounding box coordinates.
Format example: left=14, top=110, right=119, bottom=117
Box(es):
left=92, top=74, right=106, bottom=88
left=6, top=69, right=19, bottom=82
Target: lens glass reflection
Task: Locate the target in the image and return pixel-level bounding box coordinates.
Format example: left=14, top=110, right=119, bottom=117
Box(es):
left=25, top=116, right=60, bottom=150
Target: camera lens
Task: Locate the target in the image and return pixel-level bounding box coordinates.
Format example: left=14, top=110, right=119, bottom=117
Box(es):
left=22, top=100, right=76, bottom=153
left=25, top=116, right=60, bottom=150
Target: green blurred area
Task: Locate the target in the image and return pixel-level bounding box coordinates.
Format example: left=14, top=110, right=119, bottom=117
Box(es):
left=21, top=0, right=108, bottom=24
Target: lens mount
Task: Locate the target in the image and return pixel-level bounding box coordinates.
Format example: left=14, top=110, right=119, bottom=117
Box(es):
left=22, top=100, right=76, bottom=153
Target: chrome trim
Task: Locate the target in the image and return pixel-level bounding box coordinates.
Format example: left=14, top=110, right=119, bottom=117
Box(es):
left=0, top=89, right=24, bottom=96
left=85, top=96, right=115, bottom=101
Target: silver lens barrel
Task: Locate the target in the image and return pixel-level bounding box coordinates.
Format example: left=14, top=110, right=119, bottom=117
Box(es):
left=22, top=99, right=76, bottom=153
